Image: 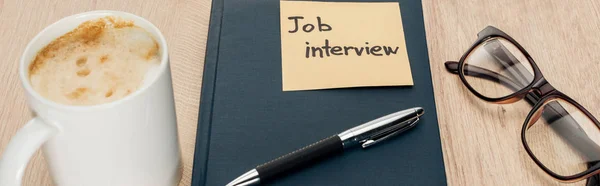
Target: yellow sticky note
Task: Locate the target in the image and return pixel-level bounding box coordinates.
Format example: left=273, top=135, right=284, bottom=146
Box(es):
left=280, top=1, right=413, bottom=91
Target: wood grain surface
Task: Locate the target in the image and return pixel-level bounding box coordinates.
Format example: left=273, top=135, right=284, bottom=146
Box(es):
left=0, top=0, right=598, bottom=185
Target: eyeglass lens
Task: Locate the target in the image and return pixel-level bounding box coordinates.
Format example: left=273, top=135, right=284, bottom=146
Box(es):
left=524, top=98, right=600, bottom=176
left=462, top=37, right=535, bottom=99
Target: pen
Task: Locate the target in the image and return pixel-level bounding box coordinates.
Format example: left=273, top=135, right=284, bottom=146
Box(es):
left=226, top=107, right=424, bottom=186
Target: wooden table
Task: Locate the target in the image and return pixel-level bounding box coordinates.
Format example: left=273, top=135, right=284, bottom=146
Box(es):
left=0, top=0, right=599, bottom=185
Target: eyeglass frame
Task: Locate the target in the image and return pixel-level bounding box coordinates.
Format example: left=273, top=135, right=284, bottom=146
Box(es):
left=444, top=26, right=600, bottom=182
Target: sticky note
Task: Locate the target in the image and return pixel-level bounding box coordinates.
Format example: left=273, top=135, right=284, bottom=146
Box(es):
left=280, top=1, right=413, bottom=91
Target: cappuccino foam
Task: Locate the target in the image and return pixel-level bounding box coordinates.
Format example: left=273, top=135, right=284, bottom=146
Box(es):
left=29, top=17, right=161, bottom=106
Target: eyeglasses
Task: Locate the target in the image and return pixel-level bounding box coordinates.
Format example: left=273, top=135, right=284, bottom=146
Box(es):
left=445, top=26, right=600, bottom=183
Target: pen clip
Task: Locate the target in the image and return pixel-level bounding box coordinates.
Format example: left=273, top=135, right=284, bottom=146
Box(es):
left=360, top=117, right=420, bottom=149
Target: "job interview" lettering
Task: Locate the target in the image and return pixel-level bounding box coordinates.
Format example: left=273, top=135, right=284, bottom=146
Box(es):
left=287, top=16, right=401, bottom=59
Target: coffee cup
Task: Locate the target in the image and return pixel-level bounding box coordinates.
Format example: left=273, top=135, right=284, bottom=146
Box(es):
left=0, top=10, right=182, bottom=186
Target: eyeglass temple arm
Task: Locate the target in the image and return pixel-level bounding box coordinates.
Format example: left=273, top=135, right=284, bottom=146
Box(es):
left=445, top=61, right=600, bottom=163
left=544, top=102, right=600, bottom=162
left=483, top=40, right=534, bottom=87
left=444, top=61, right=532, bottom=103
left=445, top=61, right=562, bottom=108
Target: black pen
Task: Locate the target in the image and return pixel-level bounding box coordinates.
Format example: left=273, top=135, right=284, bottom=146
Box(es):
left=226, top=107, right=424, bottom=186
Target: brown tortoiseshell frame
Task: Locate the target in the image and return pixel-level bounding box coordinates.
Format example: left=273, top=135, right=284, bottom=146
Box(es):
left=447, top=26, right=600, bottom=182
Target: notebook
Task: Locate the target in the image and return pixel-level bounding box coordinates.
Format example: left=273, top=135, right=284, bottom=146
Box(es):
left=191, top=0, right=447, bottom=185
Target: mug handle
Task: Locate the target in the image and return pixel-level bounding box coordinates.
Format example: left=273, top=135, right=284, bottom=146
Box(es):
left=0, top=118, right=57, bottom=186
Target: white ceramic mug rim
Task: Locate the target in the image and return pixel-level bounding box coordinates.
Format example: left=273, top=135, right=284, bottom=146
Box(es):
left=18, top=10, right=169, bottom=112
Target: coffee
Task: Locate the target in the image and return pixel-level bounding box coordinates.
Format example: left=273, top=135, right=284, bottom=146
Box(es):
left=29, top=16, right=160, bottom=106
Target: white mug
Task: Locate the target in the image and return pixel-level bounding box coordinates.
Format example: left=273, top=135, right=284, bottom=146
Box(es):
left=0, top=11, right=182, bottom=186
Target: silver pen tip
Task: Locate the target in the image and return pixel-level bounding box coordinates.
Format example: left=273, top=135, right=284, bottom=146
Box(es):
left=414, top=107, right=424, bottom=117
left=226, top=169, right=260, bottom=186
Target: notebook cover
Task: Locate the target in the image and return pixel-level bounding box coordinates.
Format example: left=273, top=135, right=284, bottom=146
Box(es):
left=191, top=0, right=447, bottom=185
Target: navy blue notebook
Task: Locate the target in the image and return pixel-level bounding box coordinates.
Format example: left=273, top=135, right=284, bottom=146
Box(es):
left=192, top=0, right=447, bottom=185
